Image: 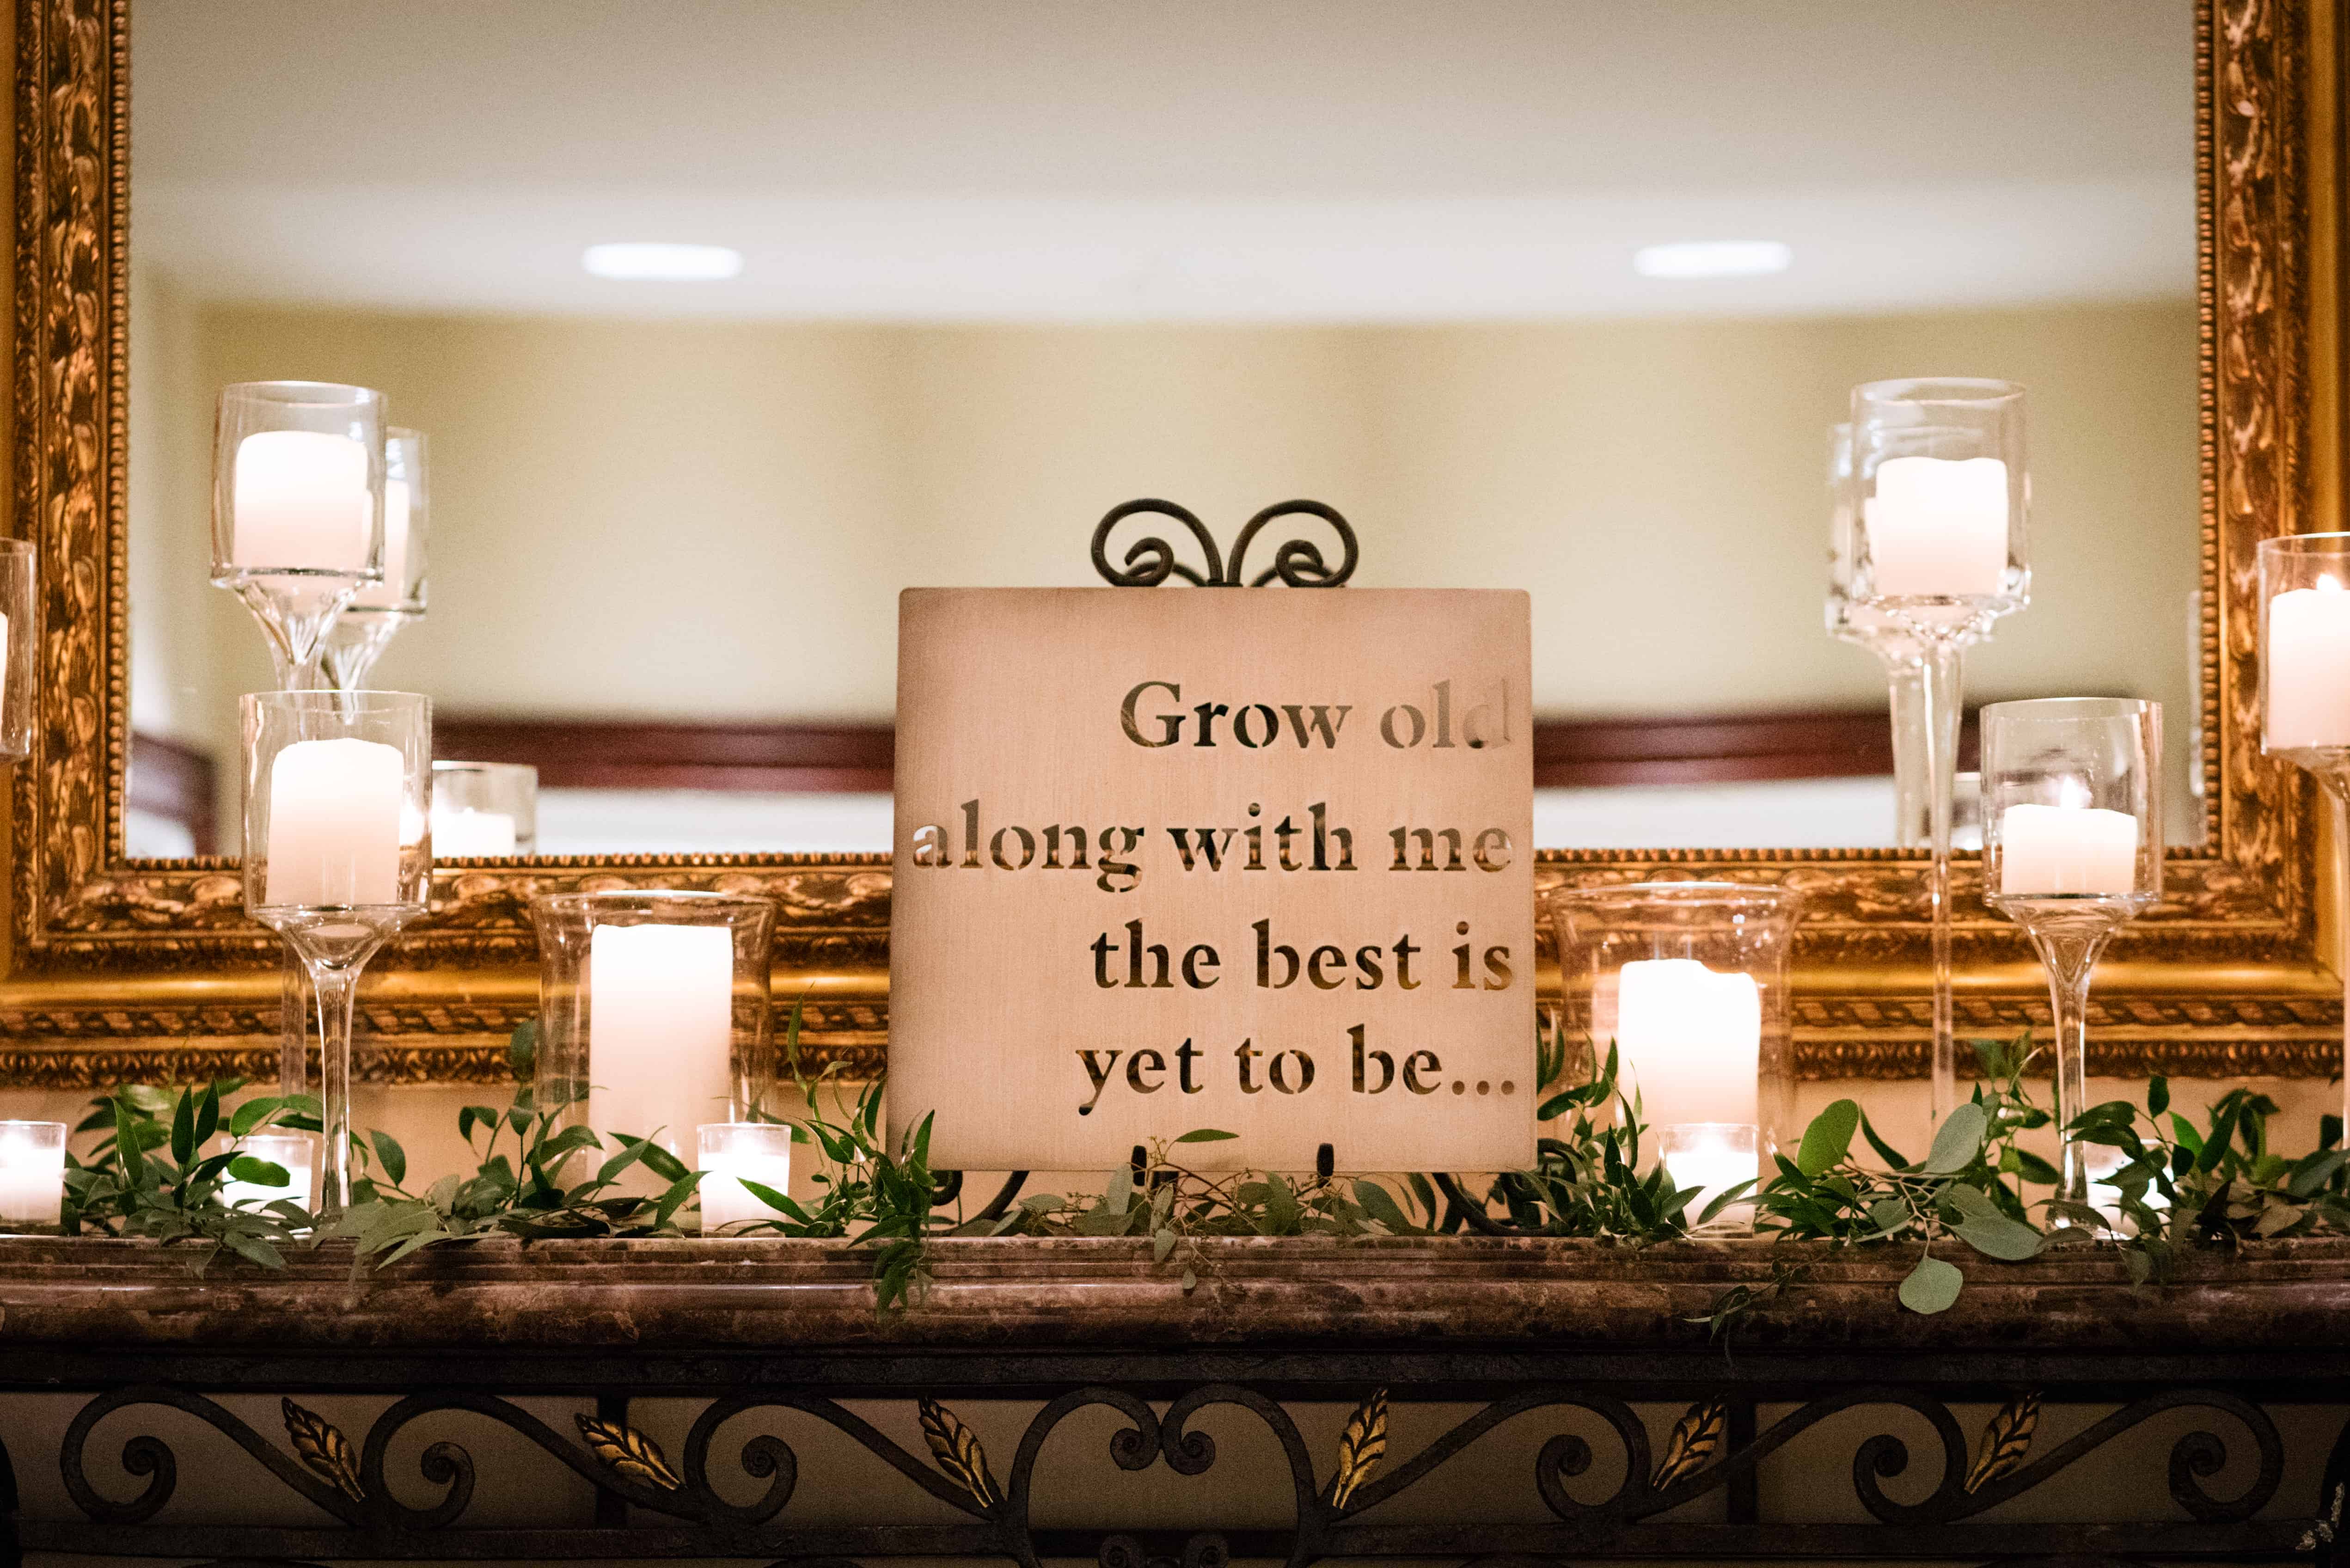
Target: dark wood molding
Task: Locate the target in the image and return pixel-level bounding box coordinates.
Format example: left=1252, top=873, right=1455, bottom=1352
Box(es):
left=432, top=708, right=1946, bottom=795
left=125, top=732, right=215, bottom=855
left=432, top=717, right=894, bottom=793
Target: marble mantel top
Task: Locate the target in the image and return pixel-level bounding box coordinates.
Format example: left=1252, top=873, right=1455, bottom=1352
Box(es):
left=0, top=1235, right=2344, bottom=1355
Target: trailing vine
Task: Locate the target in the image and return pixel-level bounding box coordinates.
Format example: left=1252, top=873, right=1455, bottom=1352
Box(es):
left=37, top=1017, right=2350, bottom=1321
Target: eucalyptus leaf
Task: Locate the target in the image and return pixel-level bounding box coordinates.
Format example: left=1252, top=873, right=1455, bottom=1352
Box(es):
left=1796, top=1099, right=1860, bottom=1176
left=1897, top=1253, right=1965, bottom=1315
left=1953, top=1214, right=2044, bottom=1261
left=1922, top=1102, right=1988, bottom=1175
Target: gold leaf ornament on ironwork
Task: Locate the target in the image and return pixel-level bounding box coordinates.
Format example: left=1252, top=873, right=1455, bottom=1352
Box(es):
left=1964, top=1391, right=2041, bottom=1493
left=1329, top=1388, right=1390, bottom=1509
left=281, top=1396, right=365, bottom=1502
left=575, top=1413, right=685, bottom=1492
left=1651, top=1396, right=1728, bottom=1489
left=918, top=1397, right=1000, bottom=1509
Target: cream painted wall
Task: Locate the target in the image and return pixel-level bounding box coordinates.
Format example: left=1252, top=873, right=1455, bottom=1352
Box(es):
left=125, top=263, right=224, bottom=753
left=136, top=301, right=2199, bottom=753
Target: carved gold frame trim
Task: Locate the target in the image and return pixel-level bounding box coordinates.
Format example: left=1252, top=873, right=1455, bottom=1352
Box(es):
left=0, top=0, right=2338, bottom=1086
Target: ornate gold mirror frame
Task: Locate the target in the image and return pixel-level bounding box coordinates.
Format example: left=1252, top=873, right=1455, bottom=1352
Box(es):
left=0, top=0, right=2339, bottom=1088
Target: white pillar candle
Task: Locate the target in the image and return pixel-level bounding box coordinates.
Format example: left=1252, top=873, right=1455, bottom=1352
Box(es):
left=2266, top=577, right=2350, bottom=749
left=0, top=1122, right=64, bottom=1227
left=1605, top=958, right=1761, bottom=1125
left=263, top=737, right=405, bottom=907
left=348, top=476, right=411, bottom=609
left=432, top=807, right=517, bottom=857
left=232, top=430, right=373, bottom=572
left=698, top=1123, right=794, bottom=1231
left=589, top=923, right=736, bottom=1159
left=1867, top=455, right=2010, bottom=597
left=1997, top=802, right=2140, bottom=895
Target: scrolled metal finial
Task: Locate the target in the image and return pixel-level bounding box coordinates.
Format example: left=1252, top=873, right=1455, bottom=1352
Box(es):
left=1091, top=498, right=1357, bottom=588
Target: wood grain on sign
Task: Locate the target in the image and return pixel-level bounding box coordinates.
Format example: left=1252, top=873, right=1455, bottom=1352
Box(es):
left=890, top=588, right=1535, bottom=1173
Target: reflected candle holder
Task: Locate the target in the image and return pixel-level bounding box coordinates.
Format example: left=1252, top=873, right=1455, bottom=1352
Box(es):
left=212, top=381, right=387, bottom=691
left=1544, top=882, right=1802, bottom=1233
left=1981, top=697, right=2162, bottom=1210
left=2258, top=533, right=2350, bottom=1142
left=0, top=1120, right=65, bottom=1232
left=1826, top=421, right=1929, bottom=848
left=243, top=690, right=432, bottom=1216
left=531, top=891, right=778, bottom=1172
left=698, top=1121, right=794, bottom=1233
left=431, top=760, right=538, bottom=857
left=1848, top=378, right=2030, bottom=1126
left=319, top=427, right=428, bottom=692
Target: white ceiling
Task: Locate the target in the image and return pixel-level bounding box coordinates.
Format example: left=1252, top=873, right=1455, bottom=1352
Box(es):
left=129, top=0, right=2196, bottom=323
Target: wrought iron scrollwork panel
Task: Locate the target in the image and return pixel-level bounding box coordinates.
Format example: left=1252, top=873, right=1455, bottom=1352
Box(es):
left=1092, top=498, right=1358, bottom=588
left=25, top=1380, right=2326, bottom=1564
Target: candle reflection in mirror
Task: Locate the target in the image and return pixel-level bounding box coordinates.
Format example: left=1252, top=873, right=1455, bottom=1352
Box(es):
left=1848, top=378, right=2030, bottom=1131
left=211, top=381, right=387, bottom=691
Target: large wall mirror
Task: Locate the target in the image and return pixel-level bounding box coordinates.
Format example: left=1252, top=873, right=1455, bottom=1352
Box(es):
left=125, top=2, right=2202, bottom=858
left=0, top=0, right=2332, bottom=1083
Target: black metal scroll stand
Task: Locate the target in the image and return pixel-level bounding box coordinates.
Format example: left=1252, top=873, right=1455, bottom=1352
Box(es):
left=930, top=499, right=1359, bottom=1221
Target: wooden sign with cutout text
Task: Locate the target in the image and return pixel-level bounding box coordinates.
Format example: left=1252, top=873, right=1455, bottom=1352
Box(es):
left=889, top=587, right=1534, bottom=1172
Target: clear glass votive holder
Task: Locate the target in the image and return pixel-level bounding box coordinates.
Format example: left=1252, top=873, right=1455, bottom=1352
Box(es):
left=1544, top=882, right=1802, bottom=1210
left=699, top=1121, right=794, bottom=1233
left=431, top=760, right=539, bottom=856
left=0, top=1120, right=66, bottom=1231
left=531, top=891, right=778, bottom=1164
left=1658, top=1121, right=1759, bottom=1236
left=222, top=1131, right=316, bottom=1213
left=0, top=538, right=35, bottom=761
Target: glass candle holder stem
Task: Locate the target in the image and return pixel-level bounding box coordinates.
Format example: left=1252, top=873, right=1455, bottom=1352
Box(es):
left=1917, top=633, right=1966, bottom=1122
left=2009, top=901, right=2130, bottom=1205
left=1886, top=656, right=1930, bottom=849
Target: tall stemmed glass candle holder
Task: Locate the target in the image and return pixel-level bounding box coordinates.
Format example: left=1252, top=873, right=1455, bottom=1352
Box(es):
left=0, top=539, right=37, bottom=763
left=212, top=382, right=386, bottom=691
left=242, top=690, right=431, bottom=1215
left=531, top=892, right=778, bottom=1172
left=1826, top=421, right=1929, bottom=847
left=1849, top=378, right=2030, bottom=1123
left=1544, top=882, right=1801, bottom=1233
left=319, top=427, right=428, bottom=691
left=1981, top=698, right=2161, bottom=1207
left=2258, top=533, right=2350, bottom=1137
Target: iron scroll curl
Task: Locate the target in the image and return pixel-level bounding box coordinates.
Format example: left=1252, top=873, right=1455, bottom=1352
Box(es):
left=1091, top=499, right=1359, bottom=588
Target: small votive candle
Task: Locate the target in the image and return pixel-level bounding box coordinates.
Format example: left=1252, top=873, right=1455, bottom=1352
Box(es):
left=0, top=1120, right=67, bottom=1229
left=222, top=1132, right=316, bottom=1212
left=698, top=1122, right=794, bottom=1233
left=1658, top=1121, right=1758, bottom=1235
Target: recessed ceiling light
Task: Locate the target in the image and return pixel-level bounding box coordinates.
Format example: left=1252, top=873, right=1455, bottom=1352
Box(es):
left=581, top=243, right=744, bottom=282
left=1633, top=240, right=1793, bottom=280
